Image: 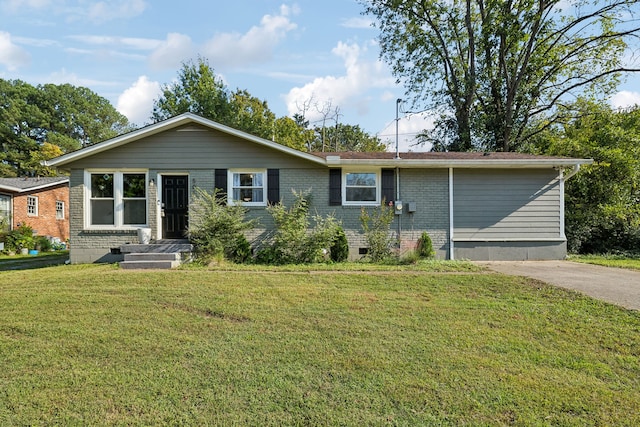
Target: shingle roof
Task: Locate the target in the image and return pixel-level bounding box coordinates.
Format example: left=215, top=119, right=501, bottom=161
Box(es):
left=0, top=177, right=69, bottom=193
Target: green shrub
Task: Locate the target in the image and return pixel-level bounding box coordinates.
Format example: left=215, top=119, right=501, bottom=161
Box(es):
left=36, top=236, right=53, bottom=252
left=260, top=190, right=342, bottom=264
left=5, top=224, right=35, bottom=251
left=330, top=226, right=349, bottom=262
left=359, top=202, right=396, bottom=262
left=416, top=231, right=435, bottom=259
left=188, top=187, right=257, bottom=263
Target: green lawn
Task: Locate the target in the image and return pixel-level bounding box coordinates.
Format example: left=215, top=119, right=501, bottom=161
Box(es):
left=1, top=264, right=638, bottom=425
left=569, top=254, right=640, bottom=271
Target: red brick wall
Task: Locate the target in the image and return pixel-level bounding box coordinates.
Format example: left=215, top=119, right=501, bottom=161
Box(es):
left=12, top=184, right=69, bottom=242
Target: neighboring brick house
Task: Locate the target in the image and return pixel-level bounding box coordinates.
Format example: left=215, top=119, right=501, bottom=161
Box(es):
left=0, top=177, right=70, bottom=242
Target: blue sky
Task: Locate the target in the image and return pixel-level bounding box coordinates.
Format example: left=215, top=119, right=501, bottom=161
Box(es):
left=1, top=0, right=640, bottom=152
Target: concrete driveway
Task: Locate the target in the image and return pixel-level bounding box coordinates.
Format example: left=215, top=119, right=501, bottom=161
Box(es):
left=477, top=261, right=640, bottom=311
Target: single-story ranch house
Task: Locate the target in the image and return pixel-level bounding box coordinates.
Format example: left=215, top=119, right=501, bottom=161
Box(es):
left=44, top=112, right=592, bottom=264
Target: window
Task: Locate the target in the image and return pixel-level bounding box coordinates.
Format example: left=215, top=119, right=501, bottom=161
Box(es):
left=27, top=196, right=38, bottom=216
left=56, top=201, right=65, bottom=220
left=229, top=171, right=266, bottom=206
left=91, top=173, right=114, bottom=225
left=87, top=171, right=147, bottom=227
left=343, top=171, right=380, bottom=205
left=0, top=194, right=10, bottom=229
left=123, top=174, right=146, bottom=224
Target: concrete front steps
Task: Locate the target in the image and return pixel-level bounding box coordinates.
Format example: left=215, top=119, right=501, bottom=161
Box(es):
left=119, top=240, right=193, bottom=270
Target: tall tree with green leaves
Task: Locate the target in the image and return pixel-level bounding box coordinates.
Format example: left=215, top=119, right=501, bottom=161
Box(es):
left=527, top=100, right=640, bottom=254
left=0, top=79, right=131, bottom=177
left=310, top=123, right=387, bottom=152
left=151, top=57, right=230, bottom=123
left=364, top=0, right=639, bottom=152
left=227, top=89, right=277, bottom=140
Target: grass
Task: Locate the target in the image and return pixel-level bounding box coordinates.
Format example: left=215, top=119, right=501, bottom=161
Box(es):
left=182, top=258, right=485, bottom=273
left=1, top=264, right=639, bottom=425
left=0, top=250, right=69, bottom=261
left=569, top=254, right=640, bottom=271
left=0, top=251, right=69, bottom=271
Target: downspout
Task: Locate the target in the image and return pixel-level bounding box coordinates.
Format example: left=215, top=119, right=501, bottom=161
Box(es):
left=558, top=164, right=580, bottom=241
left=449, top=167, right=454, bottom=260
left=562, top=164, right=581, bottom=181
left=396, top=167, right=401, bottom=249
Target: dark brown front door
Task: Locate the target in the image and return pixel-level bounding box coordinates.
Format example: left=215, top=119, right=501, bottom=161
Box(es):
left=162, top=175, right=188, bottom=239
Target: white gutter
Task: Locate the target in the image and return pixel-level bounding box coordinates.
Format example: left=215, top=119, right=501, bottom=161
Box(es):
left=449, top=167, right=454, bottom=260
left=326, top=158, right=588, bottom=169
left=562, top=164, right=581, bottom=181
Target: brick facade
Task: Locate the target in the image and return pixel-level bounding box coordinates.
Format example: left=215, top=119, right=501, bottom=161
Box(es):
left=2, top=181, right=69, bottom=242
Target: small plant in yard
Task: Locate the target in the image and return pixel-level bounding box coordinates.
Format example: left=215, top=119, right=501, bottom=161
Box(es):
left=330, top=226, right=349, bottom=262
left=188, top=187, right=256, bottom=263
left=5, top=224, right=35, bottom=252
left=256, top=190, right=343, bottom=264
left=416, top=231, right=436, bottom=259
left=359, top=201, right=396, bottom=262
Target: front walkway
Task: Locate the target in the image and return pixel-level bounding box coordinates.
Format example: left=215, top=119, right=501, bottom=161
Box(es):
left=477, top=260, right=640, bottom=311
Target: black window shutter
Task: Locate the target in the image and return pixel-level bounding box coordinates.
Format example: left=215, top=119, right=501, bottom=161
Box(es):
left=329, top=168, right=342, bottom=206
left=214, top=169, right=228, bottom=203
left=267, top=169, right=280, bottom=205
left=381, top=168, right=395, bottom=204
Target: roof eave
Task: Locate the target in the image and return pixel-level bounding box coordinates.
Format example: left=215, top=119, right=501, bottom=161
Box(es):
left=326, top=158, right=594, bottom=168
left=0, top=179, right=69, bottom=193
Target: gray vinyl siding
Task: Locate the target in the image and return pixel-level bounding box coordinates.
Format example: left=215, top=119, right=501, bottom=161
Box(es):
left=65, top=124, right=318, bottom=170
left=453, top=169, right=562, bottom=240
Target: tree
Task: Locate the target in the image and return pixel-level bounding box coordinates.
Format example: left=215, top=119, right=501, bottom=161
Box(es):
left=227, top=89, right=276, bottom=140
left=154, top=58, right=387, bottom=154
left=0, top=79, right=131, bottom=177
left=273, top=116, right=314, bottom=151
left=310, top=123, right=387, bottom=152
left=151, top=57, right=230, bottom=123
left=527, top=100, right=640, bottom=254
left=364, top=0, right=640, bottom=152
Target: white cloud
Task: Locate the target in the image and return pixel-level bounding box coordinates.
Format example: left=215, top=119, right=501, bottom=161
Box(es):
left=1, top=0, right=50, bottom=12
left=610, top=90, right=640, bottom=109
left=378, top=112, right=435, bottom=153
left=148, top=33, right=194, bottom=70
left=13, top=36, right=58, bottom=47
left=0, top=31, right=31, bottom=70
left=341, top=17, right=373, bottom=29
left=67, top=35, right=161, bottom=51
left=2, top=0, right=147, bottom=23
left=202, top=4, right=297, bottom=68
left=284, top=41, right=394, bottom=124
left=47, top=68, right=117, bottom=87
left=86, top=0, right=148, bottom=23
left=116, top=75, right=161, bottom=125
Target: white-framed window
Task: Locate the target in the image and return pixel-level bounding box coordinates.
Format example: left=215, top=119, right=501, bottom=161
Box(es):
left=343, top=170, right=380, bottom=205
left=228, top=170, right=267, bottom=206
left=27, top=196, right=38, bottom=216
left=56, top=200, right=65, bottom=220
left=0, top=194, right=10, bottom=229
left=86, top=171, right=148, bottom=228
